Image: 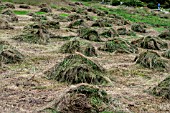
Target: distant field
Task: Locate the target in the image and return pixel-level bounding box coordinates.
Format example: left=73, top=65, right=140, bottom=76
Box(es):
left=2, top=0, right=67, bottom=5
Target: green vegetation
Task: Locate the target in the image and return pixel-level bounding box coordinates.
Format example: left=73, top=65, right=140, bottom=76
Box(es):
left=35, top=11, right=47, bottom=15
left=59, top=13, right=69, bottom=17
left=13, top=10, right=29, bottom=15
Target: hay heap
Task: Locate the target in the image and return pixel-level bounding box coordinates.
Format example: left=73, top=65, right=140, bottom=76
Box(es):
left=131, top=36, right=168, bottom=50
left=159, top=31, right=170, bottom=40
left=117, top=28, right=127, bottom=35
left=14, top=23, right=51, bottom=44
left=91, top=19, right=112, bottom=27
left=100, top=28, right=119, bottom=38
left=45, top=54, right=109, bottom=84
left=162, top=50, right=170, bottom=59
left=42, top=20, right=60, bottom=29
left=135, top=51, right=167, bottom=69
left=60, top=39, right=97, bottom=57
left=30, top=14, right=47, bottom=21
left=1, top=9, right=18, bottom=22
left=152, top=76, right=170, bottom=100
left=79, top=27, right=102, bottom=42
left=42, top=83, right=110, bottom=113
left=68, top=19, right=84, bottom=28
left=99, top=38, right=138, bottom=54
left=131, top=24, right=146, bottom=33
left=19, top=4, right=31, bottom=9
left=67, top=14, right=81, bottom=21
left=0, top=18, right=13, bottom=29
left=0, top=41, right=24, bottom=65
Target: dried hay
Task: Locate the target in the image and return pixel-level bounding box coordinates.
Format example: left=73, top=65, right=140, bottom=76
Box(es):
left=44, top=54, right=109, bottom=84
left=131, top=36, right=168, bottom=50
left=0, top=18, right=13, bottom=29
left=131, top=24, right=146, bottom=33
left=99, top=38, right=138, bottom=54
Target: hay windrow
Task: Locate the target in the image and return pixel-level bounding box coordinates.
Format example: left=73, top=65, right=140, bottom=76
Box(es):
left=45, top=54, right=109, bottom=84
left=60, top=38, right=97, bottom=57
left=131, top=36, right=168, bottom=50
left=13, top=23, right=51, bottom=44
left=99, top=38, right=138, bottom=54
left=41, top=83, right=111, bottom=113
left=152, top=76, right=170, bottom=100
left=135, top=51, right=168, bottom=69
left=0, top=41, right=24, bottom=65
left=78, top=27, right=102, bottom=42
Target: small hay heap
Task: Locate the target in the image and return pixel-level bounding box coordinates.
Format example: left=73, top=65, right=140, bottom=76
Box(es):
left=131, top=36, right=168, bottom=50
left=79, top=27, right=101, bottom=42
left=99, top=38, right=138, bottom=54
left=45, top=54, right=109, bottom=84
left=159, top=31, right=170, bottom=40
left=60, top=38, right=97, bottom=57
left=91, top=19, right=112, bottom=27
left=152, top=76, right=170, bottom=100
left=131, top=24, right=146, bottom=33
left=43, top=83, right=110, bottom=113
left=162, top=50, right=170, bottom=59
left=0, top=18, right=13, bottom=29
left=14, top=23, right=51, bottom=44
left=0, top=41, right=24, bottom=65
left=100, top=28, right=118, bottom=38
left=68, top=19, right=84, bottom=28
left=135, top=51, right=167, bottom=69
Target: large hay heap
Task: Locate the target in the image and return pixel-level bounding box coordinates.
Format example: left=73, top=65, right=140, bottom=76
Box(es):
left=99, top=38, right=138, bottom=53
left=152, top=76, right=170, bottom=100
left=14, top=23, right=51, bottom=44
left=45, top=54, right=109, bottom=84
left=43, top=83, right=110, bottom=113
left=131, top=36, right=168, bottom=50
left=79, top=27, right=101, bottom=42
left=135, top=51, right=167, bottom=69
left=60, top=39, right=97, bottom=57
left=100, top=28, right=118, bottom=38
left=0, top=41, right=24, bottom=65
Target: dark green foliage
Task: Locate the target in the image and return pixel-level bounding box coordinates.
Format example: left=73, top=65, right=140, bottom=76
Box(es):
left=45, top=54, right=108, bottom=84
left=135, top=51, right=167, bottom=69
left=131, top=36, right=168, bottom=50
left=0, top=41, right=24, bottom=65
left=159, top=31, right=170, bottom=40
left=152, top=76, right=170, bottom=99
left=131, top=24, right=146, bottom=33
left=48, top=84, right=110, bottom=113
left=99, top=38, right=138, bottom=54
left=162, top=50, right=170, bottom=59
left=79, top=27, right=102, bottom=42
